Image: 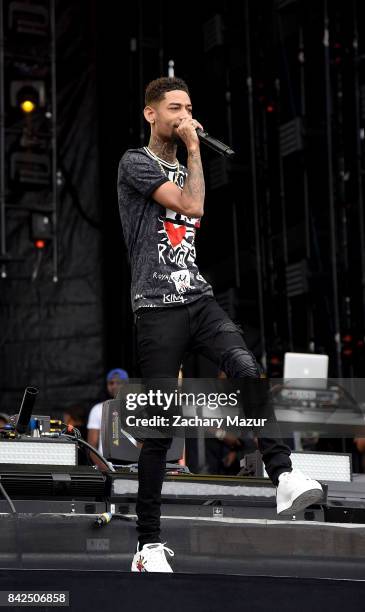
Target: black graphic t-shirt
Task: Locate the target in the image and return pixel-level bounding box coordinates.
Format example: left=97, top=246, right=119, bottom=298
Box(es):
left=117, top=147, right=213, bottom=312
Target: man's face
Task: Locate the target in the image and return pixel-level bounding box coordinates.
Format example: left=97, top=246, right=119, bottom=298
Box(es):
left=107, top=377, right=124, bottom=398
left=146, top=90, right=193, bottom=141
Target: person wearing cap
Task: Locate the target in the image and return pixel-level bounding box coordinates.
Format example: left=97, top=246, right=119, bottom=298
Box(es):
left=87, top=369, right=128, bottom=464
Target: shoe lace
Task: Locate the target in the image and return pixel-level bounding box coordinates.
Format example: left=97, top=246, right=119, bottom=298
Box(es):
left=140, top=543, right=174, bottom=570
left=137, top=543, right=174, bottom=571
left=279, top=469, right=310, bottom=485
left=145, top=542, right=174, bottom=558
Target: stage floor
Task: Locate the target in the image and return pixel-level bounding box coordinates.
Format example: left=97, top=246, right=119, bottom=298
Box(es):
left=1, top=512, right=365, bottom=580
left=1, top=570, right=365, bottom=612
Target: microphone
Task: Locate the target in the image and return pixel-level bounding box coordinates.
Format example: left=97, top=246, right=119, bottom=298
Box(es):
left=15, top=386, right=39, bottom=434
left=196, top=129, right=235, bottom=157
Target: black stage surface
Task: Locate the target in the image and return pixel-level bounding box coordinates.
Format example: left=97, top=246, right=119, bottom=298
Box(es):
left=0, top=570, right=365, bottom=612
left=1, top=512, right=365, bottom=578
left=0, top=513, right=365, bottom=612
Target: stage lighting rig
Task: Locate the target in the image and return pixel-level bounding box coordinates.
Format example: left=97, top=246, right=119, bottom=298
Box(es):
left=1, top=0, right=58, bottom=282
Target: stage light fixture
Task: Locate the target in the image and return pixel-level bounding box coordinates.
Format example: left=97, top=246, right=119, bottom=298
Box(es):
left=203, top=14, right=223, bottom=52
left=31, top=213, right=52, bottom=244
left=8, top=1, right=49, bottom=36
left=10, top=151, right=50, bottom=185
left=0, top=440, right=77, bottom=466
left=20, top=99, right=35, bottom=114
left=264, top=451, right=352, bottom=482
left=280, top=118, right=303, bottom=157
left=10, top=80, right=46, bottom=114
left=342, top=333, right=354, bottom=359
left=286, top=260, right=308, bottom=297
left=209, top=157, right=229, bottom=190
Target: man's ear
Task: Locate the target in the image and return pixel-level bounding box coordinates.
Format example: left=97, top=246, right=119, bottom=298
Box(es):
left=144, top=105, right=155, bottom=125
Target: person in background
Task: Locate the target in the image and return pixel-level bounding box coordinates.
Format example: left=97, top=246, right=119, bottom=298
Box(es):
left=354, top=437, right=365, bottom=472
left=63, top=405, right=88, bottom=465
left=87, top=369, right=129, bottom=465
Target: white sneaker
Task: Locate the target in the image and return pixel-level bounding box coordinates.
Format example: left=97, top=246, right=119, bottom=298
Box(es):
left=131, top=542, right=174, bottom=573
left=276, top=469, right=324, bottom=515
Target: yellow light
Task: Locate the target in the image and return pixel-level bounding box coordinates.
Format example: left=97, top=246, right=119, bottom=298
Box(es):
left=20, top=100, right=35, bottom=113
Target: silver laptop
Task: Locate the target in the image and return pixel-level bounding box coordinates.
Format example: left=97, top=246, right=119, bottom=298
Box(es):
left=284, top=352, right=329, bottom=389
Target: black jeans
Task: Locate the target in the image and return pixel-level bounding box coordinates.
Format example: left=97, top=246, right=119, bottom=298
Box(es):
left=135, top=295, right=291, bottom=546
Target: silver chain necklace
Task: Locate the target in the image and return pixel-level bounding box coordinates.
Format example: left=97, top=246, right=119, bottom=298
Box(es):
left=145, top=147, right=180, bottom=185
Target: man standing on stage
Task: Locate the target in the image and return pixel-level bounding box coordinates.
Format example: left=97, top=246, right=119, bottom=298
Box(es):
left=117, top=77, right=323, bottom=573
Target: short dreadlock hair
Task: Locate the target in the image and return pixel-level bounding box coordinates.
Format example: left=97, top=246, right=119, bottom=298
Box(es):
left=145, top=77, right=190, bottom=106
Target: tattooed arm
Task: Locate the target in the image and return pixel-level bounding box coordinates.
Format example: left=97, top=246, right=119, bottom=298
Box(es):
left=181, top=147, right=205, bottom=217
left=151, top=119, right=205, bottom=218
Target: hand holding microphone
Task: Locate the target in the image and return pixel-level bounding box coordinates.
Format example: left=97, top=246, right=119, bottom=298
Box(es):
left=176, top=117, right=204, bottom=150
left=176, top=118, right=235, bottom=157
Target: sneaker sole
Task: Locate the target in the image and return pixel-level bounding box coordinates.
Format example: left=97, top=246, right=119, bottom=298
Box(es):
left=278, top=487, right=324, bottom=516
left=131, top=562, right=173, bottom=573
left=131, top=567, right=173, bottom=573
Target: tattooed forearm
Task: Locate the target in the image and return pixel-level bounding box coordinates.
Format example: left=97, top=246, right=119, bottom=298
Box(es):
left=182, top=149, right=205, bottom=217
